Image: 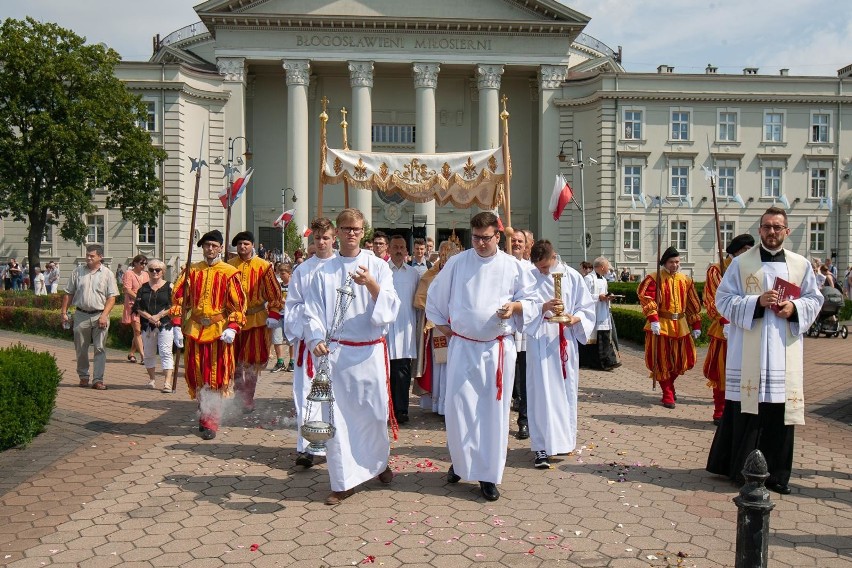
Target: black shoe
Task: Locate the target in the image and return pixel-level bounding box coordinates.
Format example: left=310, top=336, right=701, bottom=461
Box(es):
left=396, top=413, right=410, bottom=424
left=200, top=427, right=216, bottom=440
left=712, top=418, right=722, bottom=427
left=480, top=481, right=500, bottom=501
left=766, top=481, right=792, bottom=495
left=534, top=450, right=552, bottom=469
left=295, top=452, right=314, bottom=468
left=285, top=361, right=294, bottom=372
left=447, top=465, right=461, bottom=484
left=269, top=360, right=286, bottom=373
left=662, top=402, right=676, bottom=409
left=516, top=424, right=530, bottom=440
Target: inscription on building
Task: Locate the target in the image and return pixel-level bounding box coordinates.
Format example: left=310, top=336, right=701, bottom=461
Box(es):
left=295, top=35, right=493, bottom=51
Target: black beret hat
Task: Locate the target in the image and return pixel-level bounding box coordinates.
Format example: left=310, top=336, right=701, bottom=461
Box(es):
left=659, top=246, right=680, bottom=266
left=230, top=231, right=255, bottom=246
left=197, top=229, right=224, bottom=247
left=726, top=234, right=755, bottom=255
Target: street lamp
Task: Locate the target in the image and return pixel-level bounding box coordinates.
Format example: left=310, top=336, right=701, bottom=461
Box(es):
left=558, top=139, right=593, bottom=261
left=281, top=187, right=298, bottom=255
left=223, top=136, right=252, bottom=259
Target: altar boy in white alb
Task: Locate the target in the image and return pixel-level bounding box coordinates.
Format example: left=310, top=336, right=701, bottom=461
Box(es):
left=706, top=207, right=823, bottom=495
left=426, top=213, right=537, bottom=501
left=304, top=208, right=401, bottom=505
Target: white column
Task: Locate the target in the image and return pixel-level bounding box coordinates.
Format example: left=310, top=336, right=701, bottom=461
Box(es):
left=349, top=61, right=374, bottom=227
left=413, top=62, right=440, bottom=241
left=216, top=57, right=248, bottom=233
left=476, top=64, right=504, bottom=150
left=537, top=65, right=569, bottom=251
left=282, top=59, right=311, bottom=246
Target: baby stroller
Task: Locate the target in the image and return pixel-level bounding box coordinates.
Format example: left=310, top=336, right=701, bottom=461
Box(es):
left=807, top=285, right=848, bottom=338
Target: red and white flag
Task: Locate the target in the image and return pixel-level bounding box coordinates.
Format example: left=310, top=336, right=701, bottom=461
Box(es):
left=302, top=225, right=312, bottom=238
left=218, top=168, right=254, bottom=208
left=548, top=174, right=573, bottom=221
left=273, top=208, right=296, bottom=228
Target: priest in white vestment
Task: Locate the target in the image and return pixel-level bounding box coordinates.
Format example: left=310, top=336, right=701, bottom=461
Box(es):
left=283, top=217, right=337, bottom=467
left=387, top=234, right=421, bottom=424
left=425, top=213, right=538, bottom=502
left=706, top=207, right=823, bottom=495
left=304, top=209, right=401, bottom=505
left=524, top=241, right=595, bottom=468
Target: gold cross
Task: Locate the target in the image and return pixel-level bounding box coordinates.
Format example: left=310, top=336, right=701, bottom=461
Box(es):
left=787, top=392, right=802, bottom=405
left=340, top=107, right=348, bottom=126
left=321, top=96, right=329, bottom=113
left=742, top=382, right=757, bottom=397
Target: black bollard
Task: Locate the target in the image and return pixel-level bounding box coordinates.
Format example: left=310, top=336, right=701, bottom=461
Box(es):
left=733, top=449, right=775, bottom=568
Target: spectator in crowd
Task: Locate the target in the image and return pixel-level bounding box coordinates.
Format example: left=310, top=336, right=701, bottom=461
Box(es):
left=46, top=262, right=61, bottom=294
left=115, top=263, right=126, bottom=283
left=33, top=266, right=47, bottom=296
left=7, top=258, right=23, bottom=290
left=1, top=262, right=8, bottom=290
left=134, top=259, right=177, bottom=392
left=373, top=231, right=390, bottom=262
left=620, top=267, right=631, bottom=282
left=122, top=255, right=149, bottom=364
left=270, top=262, right=295, bottom=373
left=409, top=237, right=432, bottom=276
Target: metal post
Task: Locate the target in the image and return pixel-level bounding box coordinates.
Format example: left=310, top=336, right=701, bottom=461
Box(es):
left=734, top=449, right=775, bottom=568
left=577, top=139, right=587, bottom=261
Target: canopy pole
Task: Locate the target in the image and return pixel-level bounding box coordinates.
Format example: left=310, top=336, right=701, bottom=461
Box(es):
left=317, top=96, right=329, bottom=218
left=341, top=107, right=350, bottom=209
left=500, top=94, right=513, bottom=252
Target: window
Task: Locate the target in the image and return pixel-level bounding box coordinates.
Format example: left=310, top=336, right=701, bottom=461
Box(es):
left=86, top=215, right=105, bottom=244
left=623, top=221, right=641, bottom=251
left=41, top=225, right=52, bottom=244
left=137, top=101, right=156, bottom=132
left=763, top=167, right=782, bottom=198
left=718, top=111, right=738, bottom=142
left=670, top=166, right=689, bottom=197
left=718, top=166, right=736, bottom=198
left=810, top=168, right=828, bottom=198
left=623, top=165, right=642, bottom=196
left=624, top=110, right=643, bottom=140
left=811, top=112, right=830, bottom=143
left=137, top=224, right=156, bottom=244
left=371, top=124, right=415, bottom=145
left=670, top=221, right=688, bottom=251
left=763, top=112, right=784, bottom=142
left=809, top=222, right=826, bottom=252
left=671, top=111, right=690, bottom=141
left=720, top=221, right=735, bottom=252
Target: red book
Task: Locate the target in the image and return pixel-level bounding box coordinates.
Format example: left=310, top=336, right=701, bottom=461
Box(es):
left=771, top=276, right=801, bottom=313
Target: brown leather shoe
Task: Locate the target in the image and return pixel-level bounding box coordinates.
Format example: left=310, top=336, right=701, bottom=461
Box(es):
left=78, top=379, right=90, bottom=387
left=92, top=382, right=107, bottom=390
left=378, top=466, right=394, bottom=484
left=325, top=489, right=354, bottom=505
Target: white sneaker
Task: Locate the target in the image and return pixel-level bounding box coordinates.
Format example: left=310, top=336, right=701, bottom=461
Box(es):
left=147, top=379, right=157, bottom=389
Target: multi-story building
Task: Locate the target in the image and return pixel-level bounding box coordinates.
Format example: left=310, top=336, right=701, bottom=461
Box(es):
left=2, top=0, right=850, bottom=281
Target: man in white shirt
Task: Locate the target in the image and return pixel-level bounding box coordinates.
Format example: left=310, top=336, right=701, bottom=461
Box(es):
left=387, top=234, right=421, bottom=424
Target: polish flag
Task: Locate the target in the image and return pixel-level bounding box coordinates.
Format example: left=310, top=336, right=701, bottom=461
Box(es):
left=273, top=208, right=296, bottom=228
left=218, top=168, right=254, bottom=208
left=302, top=225, right=312, bottom=238
left=548, top=174, right=573, bottom=221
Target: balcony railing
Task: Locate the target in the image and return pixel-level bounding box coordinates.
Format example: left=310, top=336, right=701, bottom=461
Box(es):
left=158, top=22, right=209, bottom=50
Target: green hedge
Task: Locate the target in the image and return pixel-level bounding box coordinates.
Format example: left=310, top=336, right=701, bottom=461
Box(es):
left=841, top=299, right=852, bottom=321
left=0, top=306, right=132, bottom=350
left=0, top=343, right=63, bottom=450
left=0, top=290, right=64, bottom=310
left=612, top=306, right=711, bottom=347
left=608, top=281, right=706, bottom=304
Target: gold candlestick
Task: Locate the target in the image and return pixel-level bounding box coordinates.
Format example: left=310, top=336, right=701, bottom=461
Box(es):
left=548, top=272, right=572, bottom=324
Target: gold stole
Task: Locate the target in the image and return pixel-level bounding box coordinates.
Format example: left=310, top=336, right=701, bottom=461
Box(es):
left=737, top=246, right=806, bottom=425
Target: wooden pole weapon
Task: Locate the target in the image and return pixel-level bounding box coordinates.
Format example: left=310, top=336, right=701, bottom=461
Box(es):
left=705, top=138, right=727, bottom=276
left=653, top=194, right=662, bottom=391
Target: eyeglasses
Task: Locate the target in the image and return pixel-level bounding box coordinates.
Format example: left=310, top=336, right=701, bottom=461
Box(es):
left=760, top=224, right=788, bottom=232
left=471, top=234, right=497, bottom=243
left=338, top=227, right=364, bottom=235
left=148, top=268, right=162, bottom=273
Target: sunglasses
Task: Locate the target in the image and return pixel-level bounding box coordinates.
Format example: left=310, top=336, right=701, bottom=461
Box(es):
left=148, top=268, right=162, bottom=273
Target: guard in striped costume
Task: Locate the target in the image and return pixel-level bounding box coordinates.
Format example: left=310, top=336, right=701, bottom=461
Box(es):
left=171, top=230, right=247, bottom=440
left=637, top=247, right=702, bottom=408
left=228, top=231, right=284, bottom=413
left=703, top=234, right=754, bottom=426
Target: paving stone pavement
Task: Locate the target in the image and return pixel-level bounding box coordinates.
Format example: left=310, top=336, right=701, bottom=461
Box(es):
left=0, top=329, right=849, bottom=567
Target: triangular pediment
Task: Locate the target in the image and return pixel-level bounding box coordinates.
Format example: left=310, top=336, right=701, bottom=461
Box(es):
left=195, top=0, right=589, bottom=26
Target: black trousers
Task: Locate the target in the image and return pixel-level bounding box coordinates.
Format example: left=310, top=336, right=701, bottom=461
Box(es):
left=389, top=358, right=412, bottom=418
left=706, top=401, right=795, bottom=486
left=515, top=351, right=528, bottom=426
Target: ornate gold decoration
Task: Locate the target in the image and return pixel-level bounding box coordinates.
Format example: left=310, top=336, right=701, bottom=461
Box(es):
left=396, top=158, right=436, bottom=183
left=379, top=162, right=389, bottom=179
left=745, top=274, right=761, bottom=295
left=488, top=155, right=498, bottom=173
left=354, top=158, right=368, bottom=179
left=320, top=96, right=329, bottom=122
left=442, top=162, right=451, bottom=179
left=333, top=156, right=343, bottom=175
left=742, top=382, right=757, bottom=397
left=463, top=157, right=478, bottom=179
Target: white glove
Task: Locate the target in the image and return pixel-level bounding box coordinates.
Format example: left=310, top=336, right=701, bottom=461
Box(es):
left=220, top=328, right=236, bottom=344
left=650, top=321, right=661, bottom=335
left=692, top=329, right=701, bottom=339
left=266, top=317, right=279, bottom=329
left=722, top=323, right=729, bottom=339
left=173, top=327, right=184, bottom=349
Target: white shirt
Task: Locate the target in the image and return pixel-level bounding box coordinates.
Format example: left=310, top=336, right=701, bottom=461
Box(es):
left=387, top=261, right=420, bottom=359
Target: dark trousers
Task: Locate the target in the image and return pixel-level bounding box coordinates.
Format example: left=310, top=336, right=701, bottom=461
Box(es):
left=515, top=351, right=528, bottom=426
left=389, top=358, right=412, bottom=418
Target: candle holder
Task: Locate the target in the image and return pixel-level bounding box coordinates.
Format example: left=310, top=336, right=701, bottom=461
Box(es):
left=547, top=272, right=572, bottom=324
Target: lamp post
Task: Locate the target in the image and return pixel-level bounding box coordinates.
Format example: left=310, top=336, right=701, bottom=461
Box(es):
left=558, top=139, right=591, bottom=261
left=281, top=187, right=297, bottom=256
left=223, top=136, right=252, bottom=260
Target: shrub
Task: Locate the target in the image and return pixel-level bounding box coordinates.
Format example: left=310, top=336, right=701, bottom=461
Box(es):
left=0, top=290, right=63, bottom=310
left=0, top=306, right=132, bottom=349
left=612, top=306, right=711, bottom=347
left=0, top=343, right=62, bottom=450
left=840, top=299, right=852, bottom=321
left=607, top=280, right=706, bottom=304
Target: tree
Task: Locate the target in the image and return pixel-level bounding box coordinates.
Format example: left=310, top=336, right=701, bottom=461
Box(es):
left=0, top=17, right=167, bottom=286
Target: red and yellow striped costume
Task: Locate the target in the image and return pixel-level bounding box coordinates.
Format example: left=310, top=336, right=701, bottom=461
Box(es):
left=637, top=271, right=702, bottom=384
left=703, top=258, right=732, bottom=420
left=228, top=254, right=283, bottom=366
left=171, top=260, right=246, bottom=399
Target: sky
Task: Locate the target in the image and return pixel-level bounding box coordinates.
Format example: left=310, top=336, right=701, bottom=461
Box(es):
left=1, top=0, right=849, bottom=77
